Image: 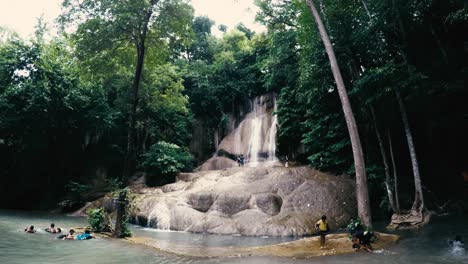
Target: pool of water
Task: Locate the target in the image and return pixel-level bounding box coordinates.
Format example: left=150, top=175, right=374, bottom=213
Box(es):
left=131, top=226, right=295, bottom=247
left=0, top=209, right=466, bottom=264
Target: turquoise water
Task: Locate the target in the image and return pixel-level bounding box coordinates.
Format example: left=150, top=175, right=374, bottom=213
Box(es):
left=0, top=210, right=467, bottom=264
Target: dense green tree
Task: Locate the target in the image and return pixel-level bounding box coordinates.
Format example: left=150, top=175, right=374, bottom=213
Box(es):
left=256, top=0, right=468, bottom=222
left=60, top=0, right=194, bottom=179
left=0, top=37, right=112, bottom=208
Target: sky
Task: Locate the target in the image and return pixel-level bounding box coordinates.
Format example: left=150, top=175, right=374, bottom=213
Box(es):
left=0, top=0, right=265, bottom=38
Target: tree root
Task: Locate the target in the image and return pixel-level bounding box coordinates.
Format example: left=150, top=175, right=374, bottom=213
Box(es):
left=387, top=209, right=432, bottom=230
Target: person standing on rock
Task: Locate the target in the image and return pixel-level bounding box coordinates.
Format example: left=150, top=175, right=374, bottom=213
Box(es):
left=316, top=215, right=330, bottom=249
left=237, top=155, right=245, bottom=167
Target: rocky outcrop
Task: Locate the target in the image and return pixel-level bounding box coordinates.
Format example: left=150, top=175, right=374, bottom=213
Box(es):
left=126, top=166, right=355, bottom=236
left=198, top=156, right=238, bottom=171
left=78, top=166, right=356, bottom=237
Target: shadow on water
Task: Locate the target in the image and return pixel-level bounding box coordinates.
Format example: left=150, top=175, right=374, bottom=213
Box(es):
left=0, top=209, right=467, bottom=264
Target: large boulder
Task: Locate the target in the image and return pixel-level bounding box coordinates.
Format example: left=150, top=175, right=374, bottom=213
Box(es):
left=124, top=166, right=356, bottom=237
left=198, top=156, right=238, bottom=171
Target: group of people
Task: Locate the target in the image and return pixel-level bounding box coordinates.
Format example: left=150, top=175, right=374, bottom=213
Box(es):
left=24, top=223, right=95, bottom=240
left=351, top=225, right=374, bottom=252
left=316, top=215, right=375, bottom=252
left=317, top=215, right=465, bottom=254
left=316, top=215, right=374, bottom=252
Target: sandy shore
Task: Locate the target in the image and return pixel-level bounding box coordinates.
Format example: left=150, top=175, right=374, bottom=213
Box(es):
left=123, top=232, right=399, bottom=258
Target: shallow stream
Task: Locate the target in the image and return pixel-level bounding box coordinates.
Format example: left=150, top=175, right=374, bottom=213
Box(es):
left=0, top=210, right=466, bottom=264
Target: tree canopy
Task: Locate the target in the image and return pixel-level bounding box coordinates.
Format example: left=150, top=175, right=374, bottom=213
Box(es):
left=0, top=0, right=466, bottom=222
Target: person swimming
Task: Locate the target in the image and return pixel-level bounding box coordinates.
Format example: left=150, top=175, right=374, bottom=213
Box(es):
left=449, top=235, right=465, bottom=255
left=45, top=223, right=60, bottom=233
left=24, top=225, right=36, bottom=233
left=76, top=229, right=95, bottom=240
left=62, top=229, right=75, bottom=240
left=449, top=235, right=464, bottom=246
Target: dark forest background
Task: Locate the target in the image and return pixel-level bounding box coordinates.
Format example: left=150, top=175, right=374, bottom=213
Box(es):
left=0, top=0, right=466, bottom=218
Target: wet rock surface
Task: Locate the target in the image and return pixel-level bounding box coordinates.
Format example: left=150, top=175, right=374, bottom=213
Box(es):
left=79, top=166, right=357, bottom=237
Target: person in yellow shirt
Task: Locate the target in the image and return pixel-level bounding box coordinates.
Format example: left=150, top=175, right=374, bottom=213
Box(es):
left=316, top=215, right=330, bottom=249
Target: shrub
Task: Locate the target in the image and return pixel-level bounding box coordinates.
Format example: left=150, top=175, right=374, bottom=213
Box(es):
left=141, top=141, right=193, bottom=186
left=87, top=208, right=105, bottom=232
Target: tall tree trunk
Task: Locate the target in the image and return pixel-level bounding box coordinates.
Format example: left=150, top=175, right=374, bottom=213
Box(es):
left=360, top=0, right=372, bottom=18
left=391, top=0, right=425, bottom=214
left=122, top=0, right=157, bottom=181
left=370, top=106, right=396, bottom=213
left=394, top=89, right=424, bottom=212
left=387, top=130, right=400, bottom=214
left=306, top=0, right=372, bottom=228
left=113, top=189, right=128, bottom=238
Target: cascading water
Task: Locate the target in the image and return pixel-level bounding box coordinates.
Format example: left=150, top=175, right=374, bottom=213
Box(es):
left=200, top=93, right=279, bottom=170
left=245, top=94, right=278, bottom=165
left=247, top=97, right=262, bottom=165
left=267, top=102, right=278, bottom=162
left=147, top=202, right=171, bottom=230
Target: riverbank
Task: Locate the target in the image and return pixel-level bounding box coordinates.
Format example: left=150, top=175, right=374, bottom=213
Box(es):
left=123, top=232, right=399, bottom=258
left=2, top=210, right=467, bottom=264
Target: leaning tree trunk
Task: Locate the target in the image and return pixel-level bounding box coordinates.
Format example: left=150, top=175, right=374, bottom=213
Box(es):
left=306, top=0, right=372, bottom=228
left=387, top=130, right=400, bottom=214
left=394, top=89, right=424, bottom=212
left=370, top=106, right=397, bottom=213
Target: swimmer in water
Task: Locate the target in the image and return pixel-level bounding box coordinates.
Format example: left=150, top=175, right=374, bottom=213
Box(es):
left=63, top=229, right=75, bottom=240
left=24, top=225, right=36, bottom=233
left=449, top=235, right=465, bottom=255
left=45, top=223, right=59, bottom=233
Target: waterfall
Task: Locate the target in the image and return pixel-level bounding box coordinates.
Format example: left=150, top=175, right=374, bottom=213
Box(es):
left=147, top=202, right=171, bottom=230
left=202, top=93, right=278, bottom=170
left=245, top=94, right=278, bottom=165
left=247, top=97, right=262, bottom=165
left=267, top=101, right=278, bottom=162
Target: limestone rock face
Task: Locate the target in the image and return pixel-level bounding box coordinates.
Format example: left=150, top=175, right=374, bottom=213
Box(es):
left=77, top=166, right=356, bottom=236
left=126, top=166, right=356, bottom=237
left=198, top=156, right=238, bottom=171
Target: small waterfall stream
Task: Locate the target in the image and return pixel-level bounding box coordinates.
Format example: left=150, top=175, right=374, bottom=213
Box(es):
left=246, top=95, right=278, bottom=165
left=267, top=102, right=278, bottom=162
left=200, top=93, right=279, bottom=170
left=247, top=97, right=262, bottom=165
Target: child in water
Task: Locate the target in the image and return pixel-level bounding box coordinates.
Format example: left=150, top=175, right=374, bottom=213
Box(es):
left=24, top=225, right=36, bottom=233
left=63, top=229, right=75, bottom=240
left=45, top=223, right=60, bottom=233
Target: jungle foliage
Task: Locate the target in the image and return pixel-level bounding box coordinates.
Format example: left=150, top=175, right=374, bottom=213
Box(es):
left=0, top=0, right=466, bottom=218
